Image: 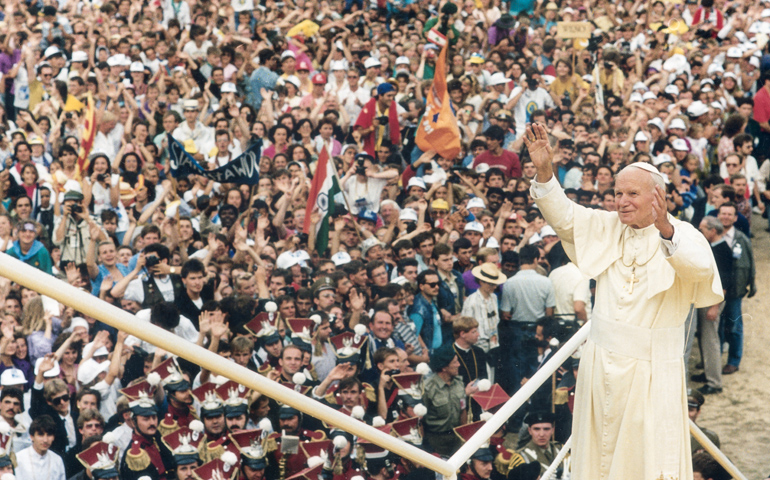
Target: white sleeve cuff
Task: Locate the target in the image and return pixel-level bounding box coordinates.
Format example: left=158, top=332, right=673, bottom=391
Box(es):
left=531, top=174, right=560, bottom=198
left=660, top=226, right=680, bottom=257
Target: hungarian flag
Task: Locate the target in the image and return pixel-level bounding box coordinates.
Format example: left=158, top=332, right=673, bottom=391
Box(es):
left=415, top=31, right=461, bottom=160
left=76, top=92, right=97, bottom=177
left=302, top=147, right=341, bottom=255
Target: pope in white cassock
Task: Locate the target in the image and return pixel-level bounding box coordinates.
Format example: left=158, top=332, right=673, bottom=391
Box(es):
left=524, top=124, right=723, bottom=480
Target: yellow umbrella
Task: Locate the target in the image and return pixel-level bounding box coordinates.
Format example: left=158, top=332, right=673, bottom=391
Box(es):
left=287, top=20, right=320, bottom=38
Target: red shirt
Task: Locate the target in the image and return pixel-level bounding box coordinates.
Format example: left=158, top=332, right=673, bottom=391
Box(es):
left=753, top=86, right=770, bottom=124
left=472, top=149, right=522, bottom=178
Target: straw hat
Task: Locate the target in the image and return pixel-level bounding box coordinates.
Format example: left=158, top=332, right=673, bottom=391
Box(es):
left=471, top=263, right=507, bottom=285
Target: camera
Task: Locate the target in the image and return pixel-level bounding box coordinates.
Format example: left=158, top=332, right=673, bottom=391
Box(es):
left=385, top=369, right=401, bottom=376
left=145, top=255, right=161, bottom=269
left=65, top=112, right=73, bottom=119
left=70, top=204, right=82, bottom=214
left=603, top=62, right=613, bottom=70
left=449, top=165, right=468, bottom=184
left=355, top=158, right=367, bottom=175
left=96, top=173, right=107, bottom=182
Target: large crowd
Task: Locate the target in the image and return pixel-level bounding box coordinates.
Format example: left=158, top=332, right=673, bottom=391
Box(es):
left=0, top=0, right=762, bottom=477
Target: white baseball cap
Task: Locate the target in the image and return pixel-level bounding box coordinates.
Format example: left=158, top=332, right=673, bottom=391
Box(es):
left=653, top=153, right=673, bottom=166
left=670, top=118, right=687, bottom=130
left=642, top=91, right=657, bottom=101
left=647, top=118, right=665, bottom=132
left=672, top=139, right=689, bottom=151
left=77, top=358, right=110, bottom=385
left=221, top=82, right=237, bottom=93
left=44, top=46, right=61, bottom=59
left=488, top=72, right=509, bottom=86
left=634, top=131, right=649, bottom=142
left=687, top=101, right=709, bottom=117
left=464, top=221, right=484, bottom=233
left=34, top=357, right=61, bottom=378
left=331, top=251, right=351, bottom=266
left=0, top=368, right=26, bottom=387
left=399, top=208, right=419, bottom=222
left=467, top=197, right=486, bottom=210
left=407, top=177, right=427, bottom=191
left=71, top=51, right=88, bottom=63
left=276, top=251, right=300, bottom=269
left=664, top=85, right=680, bottom=96
left=364, top=57, right=382, bottom=69
left=129, top=61, right=145, bottom=72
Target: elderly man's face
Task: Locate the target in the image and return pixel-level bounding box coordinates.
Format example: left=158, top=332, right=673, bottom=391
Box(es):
left=614, top=168, right=657, bottom=229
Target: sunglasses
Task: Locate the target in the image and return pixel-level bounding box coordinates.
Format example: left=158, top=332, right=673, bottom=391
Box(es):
left=52, top=394, right=70, bottom=404
left=423, top=282, right=440, bottom=287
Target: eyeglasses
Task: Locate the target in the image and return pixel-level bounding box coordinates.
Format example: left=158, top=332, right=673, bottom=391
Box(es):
left=725, top=163, right=739, bottom=167
left=75, top=31, right=86, bottom=35
left=52, top=394, right=70, bottom=404
left=423, top=282, right=440, bottom=287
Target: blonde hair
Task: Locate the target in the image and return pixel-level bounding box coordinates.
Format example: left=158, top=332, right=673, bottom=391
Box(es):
left=21, top=296, right=46, bottom=336
left=453, top=316, right=479, bottom=338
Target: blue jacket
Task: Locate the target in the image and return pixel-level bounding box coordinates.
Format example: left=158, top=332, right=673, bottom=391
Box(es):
left=437, top=270, right=465, bottom=316
left=408, top=293, right=450, bottom=352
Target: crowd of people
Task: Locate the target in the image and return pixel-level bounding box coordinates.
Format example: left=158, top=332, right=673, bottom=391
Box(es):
left=0, top=0, right=763, bottom=477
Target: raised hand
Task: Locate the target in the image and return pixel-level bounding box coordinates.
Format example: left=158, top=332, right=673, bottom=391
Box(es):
left=523, top=123, right=554, bottom=182
left=651, top=185, right=674, bottom=239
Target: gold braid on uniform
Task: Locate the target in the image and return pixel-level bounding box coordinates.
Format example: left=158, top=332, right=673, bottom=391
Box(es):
left=333, top=451, right=344, bottom=476
left=279, top=454, right=287, bottom=480
left=158, top=416, right=179, bottom=437
left=202, top=440, right=224, bottom=463
left=554, top=387, right=570, bottom=405
left=495, top=449, right=526, bottom=476
left=363, top=383, right=376, bottom=404
left=125, top=444, right=151, bottom=471
left=354, top=444, right=367, bottom=472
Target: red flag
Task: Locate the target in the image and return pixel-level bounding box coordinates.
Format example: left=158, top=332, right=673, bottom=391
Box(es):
left=415, top=32, right=461, bottom=160
left=76, top=92, right=97, bottom=178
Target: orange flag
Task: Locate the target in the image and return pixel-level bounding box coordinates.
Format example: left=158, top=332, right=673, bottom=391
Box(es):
left=415, top=30, right=461, bottom=160
left=76, top=92, right=97, bottom=177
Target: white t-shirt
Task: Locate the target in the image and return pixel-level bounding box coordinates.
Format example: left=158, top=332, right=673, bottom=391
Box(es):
left=125, top=308, right=200, bottom=353
left=508, top=86, right=555, bottom=138
left=182, top=40, right=214, bottom=62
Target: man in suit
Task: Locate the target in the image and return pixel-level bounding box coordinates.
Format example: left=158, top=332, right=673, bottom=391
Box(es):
left=30, top=354, right=76, bottom=456
left=176, top=258, right=215, bottom=329
left=716, top=202, right=756, bottom=375
left=689, top=217, right=734, bottom=394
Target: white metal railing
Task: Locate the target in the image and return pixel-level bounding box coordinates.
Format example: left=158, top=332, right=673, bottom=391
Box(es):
left=0, top=254, right=749, bottom=480
left=447, top=322, right=591, bottom=471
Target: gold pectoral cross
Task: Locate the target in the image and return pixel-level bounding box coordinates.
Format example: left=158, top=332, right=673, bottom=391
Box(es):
left=625, top=268, right=640, bottom=294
